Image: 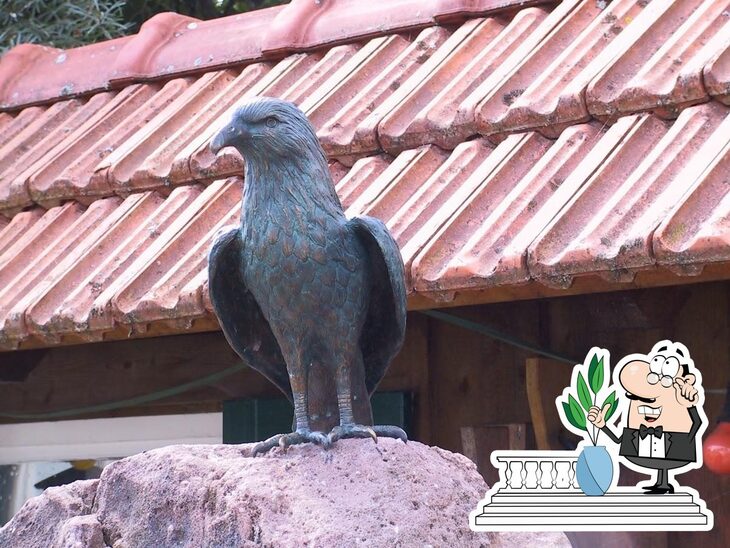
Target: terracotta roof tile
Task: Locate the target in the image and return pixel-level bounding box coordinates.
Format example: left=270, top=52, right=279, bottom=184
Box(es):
left=411, top=132, right=554, bottom=293
left=81, top=185, right=204, bottom=335
left=23, top=189, right=199, bottom=342
left=376, top=12, right=541, bottom=154
left=1, top=1, right=730, bottom=348
left=3, top=1, right=729, bottom=213
left=0, top=208, right=44, bottom=258
left=0, top=93, right=118, bottom=214
left=0, top=105, right=47, bottom=141
left=261, top=0, right=432, bottom=54
left=23, top=192, right=165, bottom=342
left=345, top=145, right=449, bottom=221
left=388, top=139, right=493, bottom=286
left=328, top=160, right=351, bottom=186
left=0, top=199, right=119, bottom=347
left=2, top=103, right=730, bottom=348
left=278, top=45, right=359, bottom=105
left=23, top=85, right=158, bottom=207
left=0, top=204, right=85, bottom=293
left=262, top=0, right=557, bottom=55
left=653, top=108, right=730, bottom=274
left=527, top=114, right=669, bottom=287
left=0, top=100, right=82, bottom=181
left=704, top=35, right=730, bottom=105
left=586, top=0, right=730, bottom=118
left=0, top=39, right=133, bottom=109
left=111, top=178, right=241, bottom=329
left=487, top=0, right=647, bottom=136
left=431, top=0, right=553, bottom=21
left=0, top=1, right=547, bottom=111
left=529, top=103, right=729, bottom=287
left=116, top=7, right=283, bottom=81
left=28, top=80, right=193, bottom=208
left=0, top=112, right=14, bottom=132
left=314, top=27, right=450, bottom=160
left=0, top=9, right=284, bottom=110
left=94, top=69, right=246, bottom=195
left=335, top=155, right=392, bottom=209
left=470, top=0, right=615, bottom=139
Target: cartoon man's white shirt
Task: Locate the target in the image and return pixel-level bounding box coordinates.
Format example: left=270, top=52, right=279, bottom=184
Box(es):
left=638, top=432, right=666, bottom=458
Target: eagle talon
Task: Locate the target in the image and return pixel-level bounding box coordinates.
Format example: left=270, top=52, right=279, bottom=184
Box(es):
left=328, top=424, right=393, bottom=444
left=372, top=425, right=408, bottom=443
left=252, top=428, right=330, bottom=456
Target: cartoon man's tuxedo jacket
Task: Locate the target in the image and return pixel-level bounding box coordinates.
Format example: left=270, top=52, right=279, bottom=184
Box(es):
left=600, top=406, right=702, bottom=463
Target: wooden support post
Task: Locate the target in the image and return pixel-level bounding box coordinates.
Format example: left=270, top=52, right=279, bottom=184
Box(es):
left=460, top=424, right=528, bottom=486
left=525, top=357, right=575, bottom=450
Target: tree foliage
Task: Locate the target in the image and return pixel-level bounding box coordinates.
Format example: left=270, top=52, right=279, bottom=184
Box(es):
left=123, top=1, right=288, bottom=31
left=0, top=0, right=132, bottom=53
left=0, top=0, right=289, bottom=54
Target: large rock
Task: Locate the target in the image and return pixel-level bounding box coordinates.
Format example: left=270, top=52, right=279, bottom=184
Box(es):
left=1, top=439, right=569, bottom=547
left=0, top=479, right=102, bottom=548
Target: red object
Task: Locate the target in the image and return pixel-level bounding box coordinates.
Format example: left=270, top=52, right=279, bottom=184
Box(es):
left=703, top=422, right=730, bottom=475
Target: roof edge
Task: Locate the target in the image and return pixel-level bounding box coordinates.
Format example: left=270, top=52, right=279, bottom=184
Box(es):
left=0, top=0, right=558, bottom=112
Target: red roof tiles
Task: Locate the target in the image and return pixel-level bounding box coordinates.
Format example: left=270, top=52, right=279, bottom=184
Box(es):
left=412, top=124, right=599, bottom=294
left=261, top=0, right=435, bottom=54
left=0, top=0, right=553, bottom=111
left=705, top=40, right=730, bottom=105
left=1, top=93, right=118, bottom=212
left=0, top=39, right=133, bottom=109
left=586, top=0, right=730, bottom=119
left=529, top=103, right=728, bottom=285
left=308, top=27, right=451, bottom=160
left=119, top=8, right=283, bottom=81
left=653, top=108, right=730, bottom=274
left=376, top=11, right=547, bottom=154
left=1, top=0, right=730, bottom=349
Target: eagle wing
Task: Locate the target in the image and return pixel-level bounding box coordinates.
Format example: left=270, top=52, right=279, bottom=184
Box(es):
left=208, top=227, right=292, bottom=401
left=348, top=216, right=407, bottom=395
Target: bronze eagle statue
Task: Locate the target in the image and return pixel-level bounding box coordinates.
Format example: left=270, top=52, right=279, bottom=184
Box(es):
left=208, top=97, right=407, bottom=454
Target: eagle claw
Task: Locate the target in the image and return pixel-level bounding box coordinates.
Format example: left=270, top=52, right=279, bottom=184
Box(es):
left=252, top=428, right=330, bottom=456
left=372, top=425, right=408, bottom=443
left=328, top=424, right=408, bottom=445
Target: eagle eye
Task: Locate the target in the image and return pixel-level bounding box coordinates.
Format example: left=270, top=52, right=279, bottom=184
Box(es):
left=265, top=116, right=278, bottom=128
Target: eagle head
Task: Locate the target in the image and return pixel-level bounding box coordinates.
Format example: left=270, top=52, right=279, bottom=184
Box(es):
left=209, top=97, right=323, bottom=163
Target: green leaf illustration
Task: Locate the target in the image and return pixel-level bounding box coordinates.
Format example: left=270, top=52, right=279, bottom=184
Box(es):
left=562, top=400, right=586, bottom=432
left=602, top=390, right=618, bottom=422
left=568, top=395, right=587, bottom=430
left=589, top=355, right=604, bottom=394
left=576, top=372, right=592, bottom=411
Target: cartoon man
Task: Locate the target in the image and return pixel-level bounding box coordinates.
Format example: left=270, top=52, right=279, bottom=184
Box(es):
left=588, top=341, right=705, bottom=494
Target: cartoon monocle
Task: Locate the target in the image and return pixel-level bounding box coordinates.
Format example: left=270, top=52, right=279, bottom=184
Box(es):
left=471, top=340, right=713, bottom=531
left=588, top=340, right=704, bottom=494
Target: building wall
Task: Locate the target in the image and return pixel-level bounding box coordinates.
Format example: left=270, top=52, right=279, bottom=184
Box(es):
left=421, top=281, right=729, bottom=548
left=422, top=282, right=728, bottom=448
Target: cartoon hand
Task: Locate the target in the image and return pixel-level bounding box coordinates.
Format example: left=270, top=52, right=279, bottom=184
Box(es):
left=674, top=376, right=698, bottom=407
left=587, top=404, right=610, bottom=429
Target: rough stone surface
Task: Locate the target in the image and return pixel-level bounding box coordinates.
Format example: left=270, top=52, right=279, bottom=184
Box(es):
left=1, top=440, right=570, bottom=547
left=56, top=515, right=107, bottom=548
left=0, top=479, right=99, bottom=548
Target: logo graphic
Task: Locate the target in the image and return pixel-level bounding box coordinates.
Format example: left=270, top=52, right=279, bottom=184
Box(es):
left=470, top=341, right=714, bottom=531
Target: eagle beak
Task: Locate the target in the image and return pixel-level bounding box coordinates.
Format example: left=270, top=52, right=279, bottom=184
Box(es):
left=209, top=126, right=230, bottom=155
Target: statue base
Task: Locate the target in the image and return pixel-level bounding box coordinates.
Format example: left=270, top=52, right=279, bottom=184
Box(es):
left=1, top=439, right=571, bottom=547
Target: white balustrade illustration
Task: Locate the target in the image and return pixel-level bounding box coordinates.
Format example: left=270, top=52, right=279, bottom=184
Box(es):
left=494, top=453, right=580, bottom=491
left=473, top=450, right=713, bottom=530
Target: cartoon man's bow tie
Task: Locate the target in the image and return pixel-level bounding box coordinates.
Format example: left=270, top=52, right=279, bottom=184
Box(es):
left=639, top=425, right=663, bottom=439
